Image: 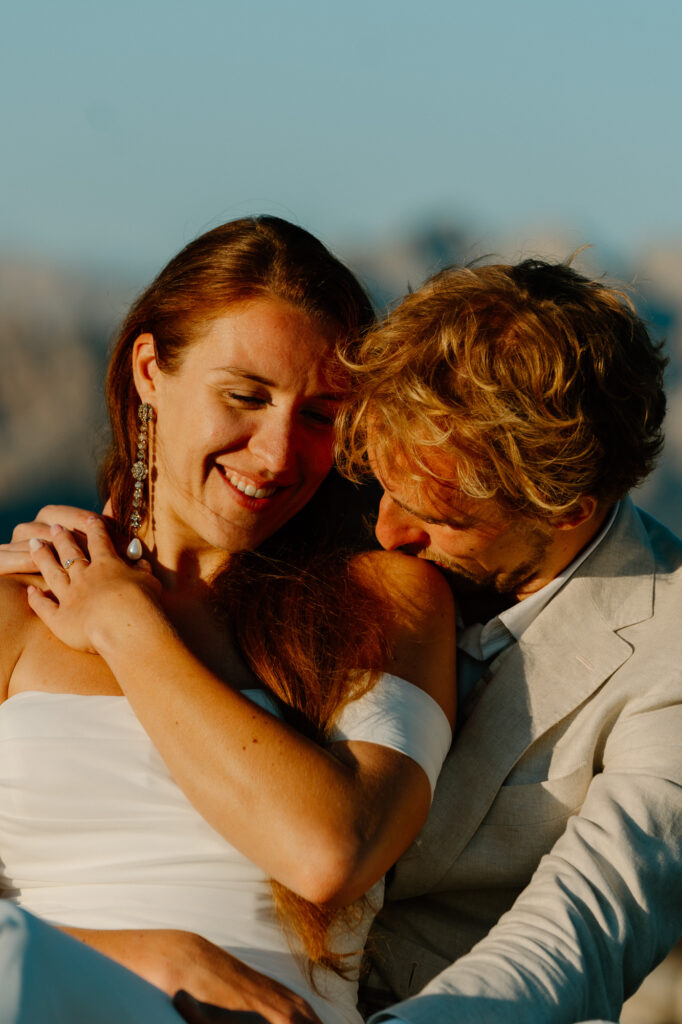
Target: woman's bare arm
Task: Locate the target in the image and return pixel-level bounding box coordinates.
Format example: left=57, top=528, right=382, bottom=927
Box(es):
left=0, top=568, right=318, bottom=1023
left=27, top=518, right=456, bottom=906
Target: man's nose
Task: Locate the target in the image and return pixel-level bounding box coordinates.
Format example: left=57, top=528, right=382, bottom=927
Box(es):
left=375, top=493, right=431, bottom=551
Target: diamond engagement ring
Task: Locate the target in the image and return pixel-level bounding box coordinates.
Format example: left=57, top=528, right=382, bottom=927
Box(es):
left=63, top=558, right=89, bottom=570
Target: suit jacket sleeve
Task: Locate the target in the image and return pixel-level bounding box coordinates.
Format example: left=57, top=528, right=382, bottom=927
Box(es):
left=370, top=677, right=682, bottom=1024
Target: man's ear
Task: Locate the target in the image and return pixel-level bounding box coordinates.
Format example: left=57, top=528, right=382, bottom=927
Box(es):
left=131, top=333, right=159, bottom=405
left=554, top=495, right=600, bottom=531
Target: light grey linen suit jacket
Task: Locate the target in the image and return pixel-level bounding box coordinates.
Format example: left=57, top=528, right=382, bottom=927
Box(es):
left=366, top=498, right=682, bottom=1024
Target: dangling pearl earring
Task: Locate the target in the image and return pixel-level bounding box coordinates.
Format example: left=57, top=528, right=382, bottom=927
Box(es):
left=127, top=402, right=153, bottom=561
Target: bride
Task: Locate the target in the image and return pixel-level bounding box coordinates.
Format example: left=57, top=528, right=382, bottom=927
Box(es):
left=0, top=216, right=455, bottom=1024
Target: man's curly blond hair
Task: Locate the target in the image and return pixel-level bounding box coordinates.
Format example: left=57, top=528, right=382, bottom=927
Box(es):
left=337, top=258, right=667, bottom=520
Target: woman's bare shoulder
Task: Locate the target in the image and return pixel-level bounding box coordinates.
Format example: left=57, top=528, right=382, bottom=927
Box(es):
left=350, top=551, right=456, bottom=720
left=0, top=576, right=40, bottom=697
left=0, top=575, right=36, bottom=626
left=351, top=549, right=454, bottom=636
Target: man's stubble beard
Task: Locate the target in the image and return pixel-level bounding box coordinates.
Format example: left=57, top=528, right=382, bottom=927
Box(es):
left=420, top=525, right=553, bottom=600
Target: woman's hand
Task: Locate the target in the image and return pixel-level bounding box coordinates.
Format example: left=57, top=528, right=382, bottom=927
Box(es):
left=0, top=504, right=108, bottom=575
left=26, top=518, right=162, bottom=654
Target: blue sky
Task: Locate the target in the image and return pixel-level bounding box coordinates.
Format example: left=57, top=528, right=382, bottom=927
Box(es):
left=2, top=0, right=681, bottom=276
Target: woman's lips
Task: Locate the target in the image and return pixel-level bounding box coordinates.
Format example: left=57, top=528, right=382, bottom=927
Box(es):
left=224, top=470, right=277, bottom=499
left=217, top=466, right=281, bottom=506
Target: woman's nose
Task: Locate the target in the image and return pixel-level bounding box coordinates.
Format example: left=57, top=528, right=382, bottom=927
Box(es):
left=375, top=494, right=431, bottom=552
left=249, top=413, right=299, bottom=476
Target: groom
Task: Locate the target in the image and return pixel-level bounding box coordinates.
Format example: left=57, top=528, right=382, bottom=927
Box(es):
left=344, top=257, right=682, bottom=1024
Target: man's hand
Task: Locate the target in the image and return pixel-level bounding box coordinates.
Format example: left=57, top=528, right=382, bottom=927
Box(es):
left=158, top=934, right=323, bottom=1024
left=11, top=503, right=105, bottom=542
left=173, top=990, right=268, bottom=1023
left=62, top=928, right=323, bottom=1024
left=0, top=504, right=104, bottom=575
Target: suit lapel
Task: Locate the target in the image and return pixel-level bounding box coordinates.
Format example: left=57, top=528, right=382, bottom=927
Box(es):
left=399, top=499, right=655, bottom=886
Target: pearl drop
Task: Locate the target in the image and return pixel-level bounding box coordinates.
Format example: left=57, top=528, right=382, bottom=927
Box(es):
left=126, top=537, right=143, bottom=561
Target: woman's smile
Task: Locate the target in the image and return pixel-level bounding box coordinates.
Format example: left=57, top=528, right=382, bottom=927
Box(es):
left=135, top=296, right=343, bottom=569
left=218, top=469, right=279, bottom=501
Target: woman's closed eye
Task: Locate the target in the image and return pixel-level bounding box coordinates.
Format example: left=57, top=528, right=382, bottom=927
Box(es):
left=301, top=407, right=335, bottom=427
left=220, top=388, right=337, bottom=427
left=225, top=391, right=268, bottom=407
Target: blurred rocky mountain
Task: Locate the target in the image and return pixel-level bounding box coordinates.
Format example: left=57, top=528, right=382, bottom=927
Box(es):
left=1, top=225, right=680, bottom=539
left=0, top=258, right=133, bottom=537
left=630, top=245, right=682, bottom=530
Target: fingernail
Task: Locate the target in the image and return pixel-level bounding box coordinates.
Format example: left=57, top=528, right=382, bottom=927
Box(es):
left=87, top=515, right=98, bottom=523
left=28, top=538, right=42, bottom=551
left=50, top=523, right=63, bottom=535
left=26, top=585, right=36, bottom=595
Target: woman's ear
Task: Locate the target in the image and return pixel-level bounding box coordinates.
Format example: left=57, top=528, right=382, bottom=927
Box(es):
left=131, top=333, right=159, bottom=405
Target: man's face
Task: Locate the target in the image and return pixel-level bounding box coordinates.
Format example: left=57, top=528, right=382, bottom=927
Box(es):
left=374, top=454, right=555, bottom=600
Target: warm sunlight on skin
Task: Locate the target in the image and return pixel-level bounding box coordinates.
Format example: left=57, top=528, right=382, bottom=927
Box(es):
left=132, top=298, right=344, bottom=584
left=372, top=452, right=607, bottom=600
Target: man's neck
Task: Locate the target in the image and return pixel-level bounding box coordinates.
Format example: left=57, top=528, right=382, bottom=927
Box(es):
left=514, top=503, right=613, bottom=602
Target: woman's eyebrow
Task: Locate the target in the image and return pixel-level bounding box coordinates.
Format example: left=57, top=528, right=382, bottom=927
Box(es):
left=216, top=367, right=276, bottom=386
left=214, top=366, right=346, bottom=401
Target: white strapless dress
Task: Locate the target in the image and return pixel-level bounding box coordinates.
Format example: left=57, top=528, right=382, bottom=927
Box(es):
left=0, top=679, right=451, bottom=1024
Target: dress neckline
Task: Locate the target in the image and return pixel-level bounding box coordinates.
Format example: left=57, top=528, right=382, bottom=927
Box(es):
left=1, top=687, right=268, bottom=708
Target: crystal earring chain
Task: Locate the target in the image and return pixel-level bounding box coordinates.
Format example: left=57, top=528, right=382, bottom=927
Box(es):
left=127, top=402, right=153, bottom=561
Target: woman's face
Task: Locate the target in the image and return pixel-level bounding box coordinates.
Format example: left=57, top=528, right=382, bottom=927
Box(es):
left=136, top=297, right=344, bottom=563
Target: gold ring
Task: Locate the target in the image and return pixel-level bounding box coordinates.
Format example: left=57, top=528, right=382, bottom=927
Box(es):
left=63, top=557, right=89, bottom=570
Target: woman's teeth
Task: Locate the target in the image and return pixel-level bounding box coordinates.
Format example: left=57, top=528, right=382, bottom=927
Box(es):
left=225, top=472, right=277, bottom=499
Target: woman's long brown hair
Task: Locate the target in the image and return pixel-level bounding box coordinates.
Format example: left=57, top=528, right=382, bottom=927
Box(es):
left=212, top=469, right=389, bottom=979
left=99, top=217, right=388, bottom=977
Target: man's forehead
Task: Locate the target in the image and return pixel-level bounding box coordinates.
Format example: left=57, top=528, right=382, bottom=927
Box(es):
left=373, top=449, right=501, bottom=526
left=370, top=442, right=456, bottom=487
